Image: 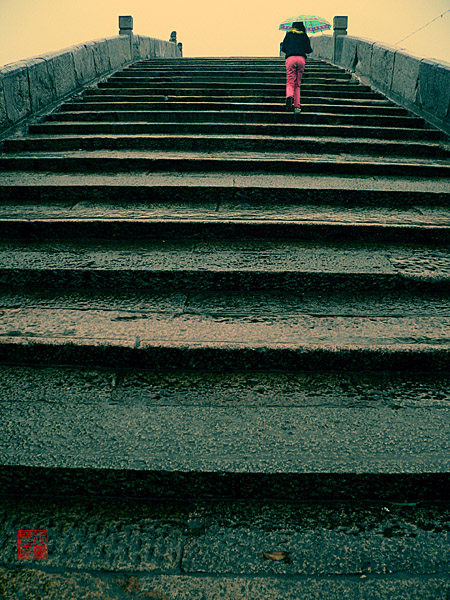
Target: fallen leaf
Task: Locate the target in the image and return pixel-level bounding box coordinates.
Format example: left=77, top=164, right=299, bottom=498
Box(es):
left=263, top=550, right=290, bottom=561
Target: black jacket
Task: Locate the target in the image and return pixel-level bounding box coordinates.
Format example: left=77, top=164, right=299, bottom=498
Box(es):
left=281, top=31, right=313, bottom=59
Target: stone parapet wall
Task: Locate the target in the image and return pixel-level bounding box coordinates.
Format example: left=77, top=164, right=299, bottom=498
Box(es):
left=311, top=34, right=450, bottom=135
left=0, top=34, right=181, bottom=135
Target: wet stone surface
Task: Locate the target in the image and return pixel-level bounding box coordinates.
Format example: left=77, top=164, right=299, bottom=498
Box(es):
left=1, top=372, right=450, bottom=473
left=1, top=497, right=450, bottom=598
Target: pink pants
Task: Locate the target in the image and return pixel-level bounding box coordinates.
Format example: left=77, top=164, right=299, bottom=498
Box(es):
left=286, top=56, right=306, bottom=108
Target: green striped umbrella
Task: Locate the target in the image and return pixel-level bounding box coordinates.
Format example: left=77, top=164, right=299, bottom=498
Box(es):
left=279, top=15, right=331, bottom=33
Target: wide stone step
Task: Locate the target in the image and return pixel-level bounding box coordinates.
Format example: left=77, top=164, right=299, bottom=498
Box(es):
left=4, top=133, right=448, bottom=159
left=109, top=73, right=352, bottom=83
left=0, top=238, right=449, bottom=293
left=1, top=286, right=450, bottom=366
left=69, top=99, right=407, bottom=115
left=46, top=110, right=430, bottom=130
left=125, top=67, right=346, bottom=76
left=1, top=151, right=449, bottom=177
left=0, top=174, right=449, bottom=205
left=119, top=67, right=350, bottom=74
left=1, top=354, right=450, bottom=482
left=3, top=216, right=450, bottom=244
left=87, top=87, right=384, bottom=100
left=137, top=58, right=327, bottom=64
left=27, top=122, right=441, bottom=143
left=99, top=81, right=366, bottom=92
left=2, top=495, right=450, bottom=599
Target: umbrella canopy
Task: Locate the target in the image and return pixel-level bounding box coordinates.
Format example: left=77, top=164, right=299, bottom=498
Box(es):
left=279, top=15, right=331, bottom=33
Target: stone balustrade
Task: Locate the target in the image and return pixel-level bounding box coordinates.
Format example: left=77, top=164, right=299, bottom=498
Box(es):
left=0, top=17, right=182, bottom=136
left=310, top=21, right=450, bottom=135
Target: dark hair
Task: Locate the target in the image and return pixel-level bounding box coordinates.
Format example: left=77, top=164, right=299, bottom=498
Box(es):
left=292, top=21, right=306, bottom=33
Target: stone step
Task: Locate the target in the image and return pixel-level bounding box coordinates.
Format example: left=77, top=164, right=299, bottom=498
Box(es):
left=1, top=152, right=449, bottom=177
left=1, top=348, right=450, bottom=496
left=0, top=238, right=449, bottom=293
left=109, top=73, right=353, bottom=83
left=1, top=288, right=450, bottom=366
left=137, top=57, right=327, bottom=63
left=125, top=67, right=346, bottom=75
left=119, top=66, right=350, bottom=73
left=0, top=174, right=449, bottom=204
left=69, top=99, right=407, bottom=115
left=3, top=134, right=448, bottom=159
left=45, top=110, right=431, bottom=131
left=129, top=60, right=335, bottom=66
left=2, top=496, right=450, bottom=599
left=86, top=87, right=385, bottom=99
left=26, top=122, right=441, bottom=143
left=99, top=81, right=367, bottom=92
left=3, top=217, right=450, bottom=244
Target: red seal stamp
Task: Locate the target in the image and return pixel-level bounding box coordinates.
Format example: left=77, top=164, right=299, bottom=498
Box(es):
left=18, top=530, right=48, bottom=560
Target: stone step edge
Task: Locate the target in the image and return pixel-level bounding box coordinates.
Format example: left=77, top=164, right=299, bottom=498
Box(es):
left=8, top=133, right=446, bottom=147
left=47, top=111, right=423, bottom=123
left=2, top=465, right=448, bottom=501
left=3, top=220, right=450, bottom=243
left=84, top=91, right=388, bottom=100
left=1, top=339, right=450, bottom=372
left=1, top=269, right=450, bottom=293
left=4, top=136, right=448, bottom=156
left=0, top=156, right=449, bottom=177
left=39, top=120, right=434, bottom=133
left=1, top=185, right=448, bottom=206
left=25, top=126, right=442, bottom=143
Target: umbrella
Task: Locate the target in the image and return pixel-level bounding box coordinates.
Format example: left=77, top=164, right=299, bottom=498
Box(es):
left=279, top=15, right=331, bottom=33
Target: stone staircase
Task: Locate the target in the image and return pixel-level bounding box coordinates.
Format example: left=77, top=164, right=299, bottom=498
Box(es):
left=1, top=57, right=450, bottom=598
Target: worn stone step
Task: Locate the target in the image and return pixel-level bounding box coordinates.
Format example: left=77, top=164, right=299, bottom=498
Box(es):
left=118, top=67, right=351, bottom=74
left=125, top=68, right=345, bottom=76
left=2, top=496, right=450, bottom=599
left=0, top=174, right=449, bottom=205
left=26, top=122, right=442, bottom=143
left=1, top=152, right=449, bottom=177
left=45, top=111, right=428, bottom=130
left=1, top=287, right=450, bottom=369
left=1, top=567, right=449, bottom=599
left=1, top=189, right=449, bottom=222
left=1, top=362, right=450, bottom=490
left=45, top=110, right=431, bottom=131
left=137, top=57, right=327, bottom=64
left=99, top=81, right=367, bottom=92
left=4, top=133, right=448, bottom=159
left=69, top=99, right=407, bottom=115
left=128, top=60, right=335, bottom=67
left=109, top=73, right=352, bottom=83
left=87, top=87, right=385, bottom=100
left=3, top=218, right=450, bottom=244
left=0, top=238, right=449, bottom=293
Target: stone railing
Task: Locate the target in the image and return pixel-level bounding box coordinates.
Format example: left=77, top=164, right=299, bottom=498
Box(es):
left=310, top=17, right=450, bottom=135
left=0, top=15, right=182, bottom=136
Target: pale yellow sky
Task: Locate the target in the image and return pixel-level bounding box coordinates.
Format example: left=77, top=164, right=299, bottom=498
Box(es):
left=1, top=0, right=449, bottom=66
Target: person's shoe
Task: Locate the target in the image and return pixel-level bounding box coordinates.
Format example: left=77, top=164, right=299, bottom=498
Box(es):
left=285, top=96, right=294, bottom=111
left=294, top=107, right=302, bottom=114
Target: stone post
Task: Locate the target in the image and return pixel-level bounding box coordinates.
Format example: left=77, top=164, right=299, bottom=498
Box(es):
left=119, top=15, right=134, bottom=60
left=119, top=15, right=133, bottom=36
left=333, top=16, right=348, bottom=63
left=177, top=42, right=183, bottom=57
